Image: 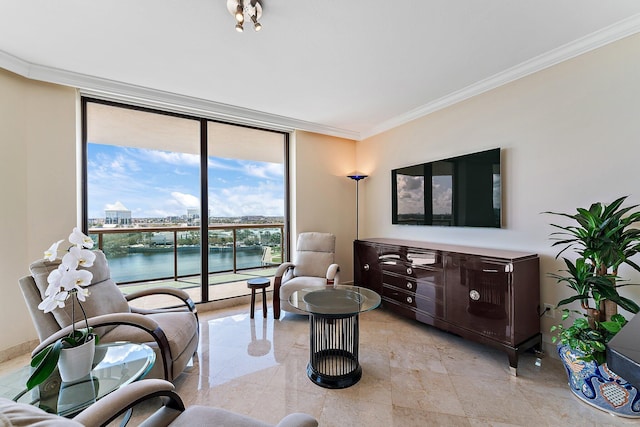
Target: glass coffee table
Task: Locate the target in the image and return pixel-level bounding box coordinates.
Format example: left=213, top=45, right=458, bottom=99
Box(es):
left=289, top=285, right=380, bottom=389
left=0, top=342, right=155, bottom=417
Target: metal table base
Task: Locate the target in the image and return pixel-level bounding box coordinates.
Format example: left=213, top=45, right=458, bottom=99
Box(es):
left=307, top=313, right=361, bottom=389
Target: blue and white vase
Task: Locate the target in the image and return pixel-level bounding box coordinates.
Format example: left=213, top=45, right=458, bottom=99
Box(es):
left=557, top=344, right=640, bottom=418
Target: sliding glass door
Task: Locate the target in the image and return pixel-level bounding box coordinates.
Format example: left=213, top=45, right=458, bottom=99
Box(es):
left=82, top=98, right=287, bottom=303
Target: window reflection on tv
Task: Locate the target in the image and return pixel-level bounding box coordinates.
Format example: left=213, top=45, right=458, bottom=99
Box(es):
left=392, top=148, right=501, bottom=228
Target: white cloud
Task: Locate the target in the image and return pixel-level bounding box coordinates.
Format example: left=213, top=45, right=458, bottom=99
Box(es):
left=209, top=182, right=284, bottom=217
left=170, top=192, right=200, bottom=209
left=397, top=175, right=424, bottom=215
left=242, top=162, right=283, bottom=179
left=145, top=150, right=200, bottom=166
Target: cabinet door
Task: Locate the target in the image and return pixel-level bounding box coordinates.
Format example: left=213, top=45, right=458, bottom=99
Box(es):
left=445, top=254, right=512, bottom=344
left=354, top=241, right=382, bottom=293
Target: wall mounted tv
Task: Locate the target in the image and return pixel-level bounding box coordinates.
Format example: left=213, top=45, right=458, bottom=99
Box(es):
left=392, top=148, right=501, bottom=228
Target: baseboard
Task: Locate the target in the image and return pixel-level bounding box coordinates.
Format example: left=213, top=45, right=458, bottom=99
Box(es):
left=0, top=339, right=38, bottom=363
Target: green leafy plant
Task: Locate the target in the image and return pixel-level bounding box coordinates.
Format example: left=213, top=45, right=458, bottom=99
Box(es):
left=26, top=228, right=100, bottom=390
left=551, top=309, right=627, bottom=364
left=546, top=196, right=640, bottom=363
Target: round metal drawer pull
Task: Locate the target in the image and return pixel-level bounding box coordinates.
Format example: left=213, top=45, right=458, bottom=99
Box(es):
left=363, top=263, right=370, bottom=271
left=406, top=267, right=413, bottom=275
left=407, top=296, right=413, bottom=303
left=469, top=290, right=480, bottom=301
left=406, top=282, right=413, bottom=289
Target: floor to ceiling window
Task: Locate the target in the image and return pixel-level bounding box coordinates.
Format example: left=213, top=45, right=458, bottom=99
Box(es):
left=82, top=98, right=288, bottom=303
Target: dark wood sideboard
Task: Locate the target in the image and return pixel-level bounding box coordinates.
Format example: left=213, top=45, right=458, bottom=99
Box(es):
left=354, top=238, right=541, bottom=374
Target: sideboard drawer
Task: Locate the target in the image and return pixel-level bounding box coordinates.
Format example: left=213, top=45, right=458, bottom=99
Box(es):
left=382, top=284, right=443, bottom=318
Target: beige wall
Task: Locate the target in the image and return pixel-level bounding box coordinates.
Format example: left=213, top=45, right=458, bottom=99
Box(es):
left=0, top=69, right=77, bottom=358
left=291, top=131, right=357, bottom=283
left=357, top=33, right=640, bottom=350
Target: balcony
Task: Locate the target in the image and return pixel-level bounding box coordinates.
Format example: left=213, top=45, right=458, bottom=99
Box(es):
left=89, top=224, right=284, bottom=306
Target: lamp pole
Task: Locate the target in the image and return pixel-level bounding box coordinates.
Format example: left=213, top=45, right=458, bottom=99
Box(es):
left=347, top=173, right=368, bottom=240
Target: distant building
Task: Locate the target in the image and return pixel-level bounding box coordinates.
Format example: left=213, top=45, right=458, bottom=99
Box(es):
left=105, top=203, right=132, bottom=226
left=187, top=208, right=200, bottom=225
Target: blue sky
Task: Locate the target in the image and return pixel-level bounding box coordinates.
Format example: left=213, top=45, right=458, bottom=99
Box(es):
left=87, top=144, right=284, bottom=219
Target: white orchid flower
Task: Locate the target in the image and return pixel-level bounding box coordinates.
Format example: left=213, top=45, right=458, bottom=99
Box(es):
left=44, top=240, right=64, bottom=261
left=60, top=269, right=93, bottom=291
left=76, top=287, right=90, bottom=302
left=76, top=248, right=96, bottom=268
left=40, top=229, right=96, bottom=349
left=69, top=227, right=94, bottom=249
left=64, top=246, right=96, bottom=270
left=46, top=264, right=66, bottom=286
left=38, top=291, right=69, bottom=313
left=62, top=251, right=79, bottom=271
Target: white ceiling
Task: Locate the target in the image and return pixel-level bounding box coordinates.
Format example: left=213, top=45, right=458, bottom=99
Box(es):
left=2, top=1, right=640, bottom=140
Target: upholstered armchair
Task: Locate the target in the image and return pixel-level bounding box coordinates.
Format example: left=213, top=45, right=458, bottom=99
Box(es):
left=273, top=232, right=340, bottom=319
left=0, top=379, right=318, bottom=427
left=19, top=250, right=199, bottom=382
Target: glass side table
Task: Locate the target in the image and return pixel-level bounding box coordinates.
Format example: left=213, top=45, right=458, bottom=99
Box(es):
left=0, top=342, right=155, bottom=417
left=289, top=285, right=381, bottom=389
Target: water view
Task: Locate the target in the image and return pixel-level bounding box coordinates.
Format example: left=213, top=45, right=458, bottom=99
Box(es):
left=105, top=246, right=265, bottom=283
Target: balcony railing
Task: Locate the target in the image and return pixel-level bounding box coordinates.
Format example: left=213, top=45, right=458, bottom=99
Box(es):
left=89, top=224, right=284, bottom=285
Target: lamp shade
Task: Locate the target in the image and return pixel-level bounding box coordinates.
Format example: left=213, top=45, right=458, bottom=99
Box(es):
left=347, top=172, right=368, bottom=181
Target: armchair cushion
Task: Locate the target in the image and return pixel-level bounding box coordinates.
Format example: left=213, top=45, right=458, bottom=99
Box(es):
left=1, top=379, right=318, bottom=427
left=165, top=406, right=271, bottom=427
left=293, top=252, right=333, bottom=278
left=277, top=276, right=328, bottom=307
left=29, top=251, right=130, bottom=337
left=295, top=232, right=335, bottom=252
left=0, top=398, right=81, bottom=426
left=101, top=311, right=199, bottom=379
left=291, top=232, right=336, bottom=278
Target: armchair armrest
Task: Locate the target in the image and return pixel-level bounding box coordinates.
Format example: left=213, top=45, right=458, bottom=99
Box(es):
left=273, top=262, right=295, bottom=320
left=276, top=413, right=319, bottom=427
left=274, top=262, right=295, bottom=278
left=32, top=312, right=174, bottom=380
left=326, top=264, right=340, bottom=284
left=125, top=287, right=197, bottom=317
left=73, top=379, right=184, bottom=427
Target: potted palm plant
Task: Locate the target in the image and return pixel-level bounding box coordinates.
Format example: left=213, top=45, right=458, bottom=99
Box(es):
left=546, top=196, right=640, bottom=417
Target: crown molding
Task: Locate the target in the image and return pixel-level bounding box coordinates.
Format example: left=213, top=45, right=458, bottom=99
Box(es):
left=361, top=13, right=640, bottom=140
left=0, top=50, right=360, bottom=140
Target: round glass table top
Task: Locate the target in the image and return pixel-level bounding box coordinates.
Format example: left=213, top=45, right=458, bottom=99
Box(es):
left=289, top=285, right=381, bottom=315
left=2, top=342, right=155, bottom=417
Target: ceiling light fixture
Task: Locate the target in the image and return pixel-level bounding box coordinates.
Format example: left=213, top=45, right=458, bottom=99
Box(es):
left=227, top=0, right=262, bottom=33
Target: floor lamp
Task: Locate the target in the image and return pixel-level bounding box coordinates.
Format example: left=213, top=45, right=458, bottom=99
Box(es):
left=347, top=172, right=368, bottom=240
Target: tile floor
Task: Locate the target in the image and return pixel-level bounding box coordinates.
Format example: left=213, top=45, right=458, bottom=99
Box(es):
left=144, top=304, right=636, bottom=426
left=1, top=302, right=637, bottom=426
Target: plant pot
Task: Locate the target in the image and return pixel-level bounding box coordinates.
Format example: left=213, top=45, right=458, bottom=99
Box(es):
left=557, top=344, right=640, bottom=418
left=58, top=337, right=96, bottom=383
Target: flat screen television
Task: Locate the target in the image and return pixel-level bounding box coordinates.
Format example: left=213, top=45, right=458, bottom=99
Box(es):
left=392, top=148, right=501, bottom=227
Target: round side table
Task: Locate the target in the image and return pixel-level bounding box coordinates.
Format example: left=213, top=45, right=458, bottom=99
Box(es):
left=247, top=277, right=271, bottom=319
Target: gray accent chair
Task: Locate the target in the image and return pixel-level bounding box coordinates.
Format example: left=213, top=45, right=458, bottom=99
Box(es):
left=0, top=379, right=318, bottom=427
left=273, top=232, right=340, bottom=319
left=18, top=250, right=199, bottom=382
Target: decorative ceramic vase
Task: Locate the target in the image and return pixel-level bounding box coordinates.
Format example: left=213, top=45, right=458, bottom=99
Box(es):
left=58, top=337, right=96, bottom=383
left=557, top=344, right=640, bottom=418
